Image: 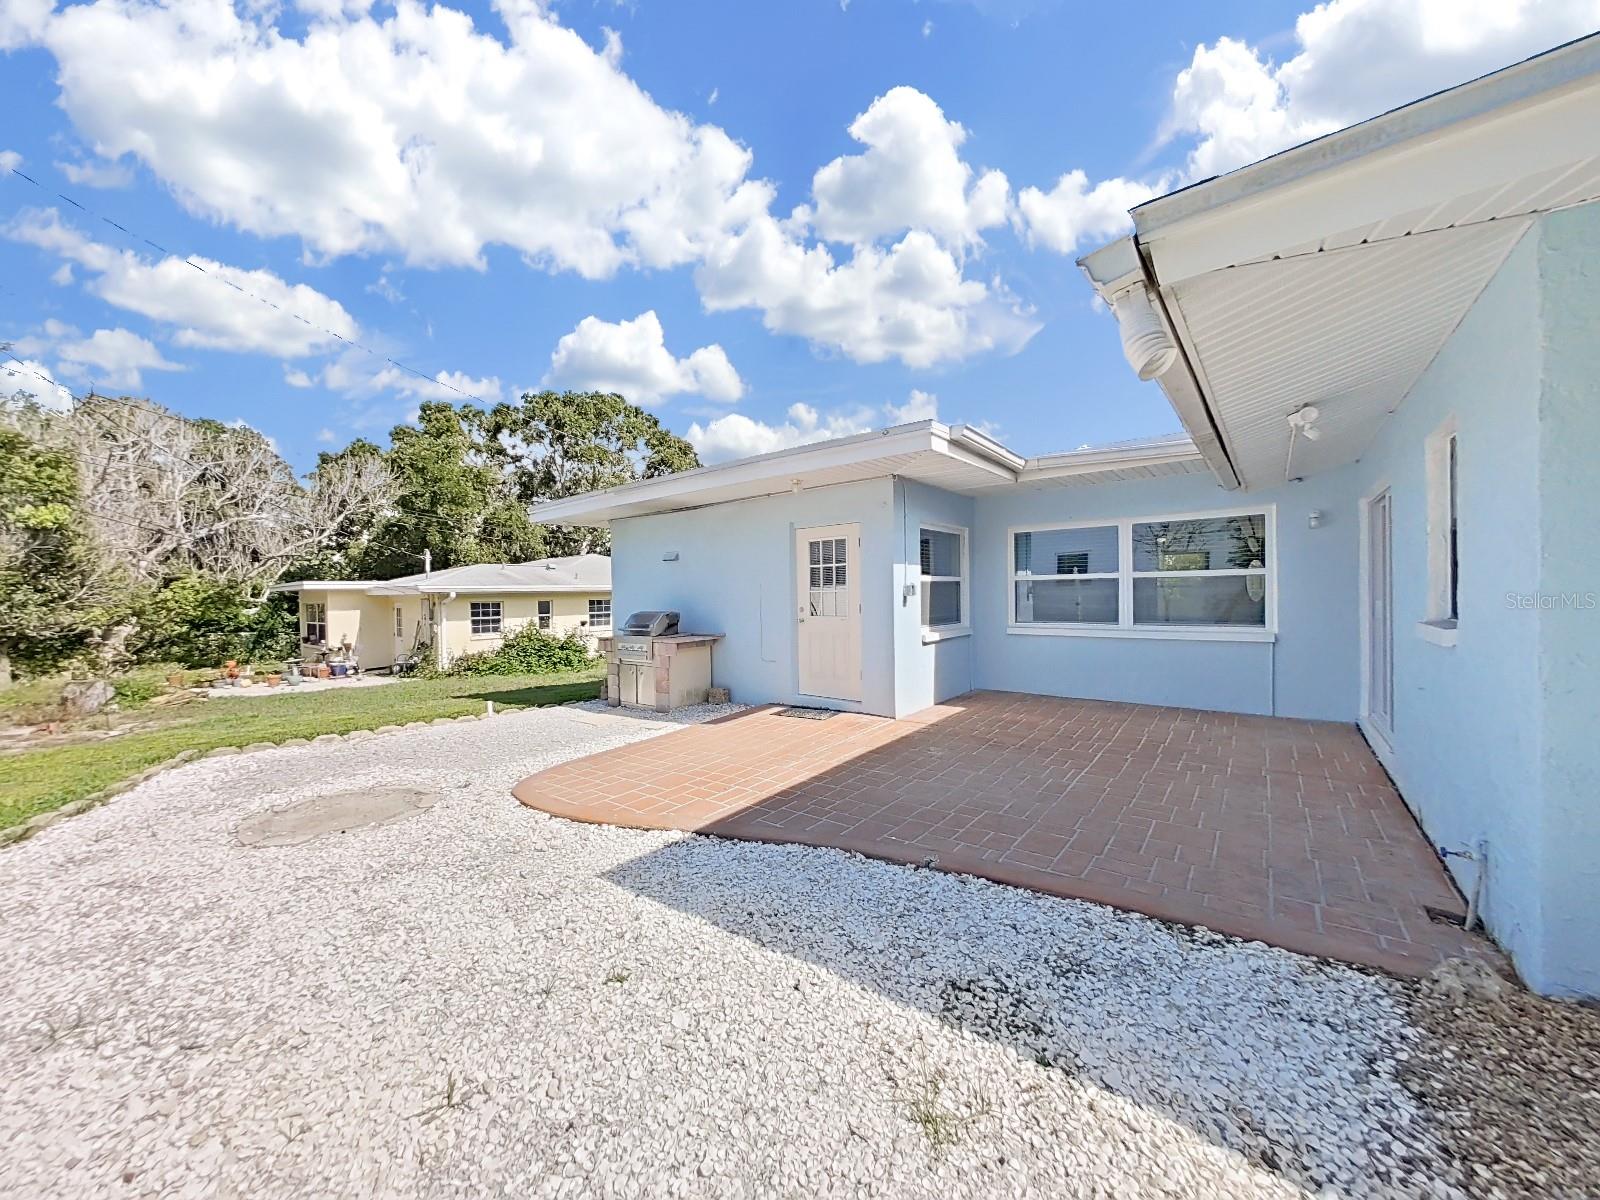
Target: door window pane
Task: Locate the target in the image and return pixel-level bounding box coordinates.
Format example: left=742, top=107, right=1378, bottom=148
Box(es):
left=1014, top=578, right=1119, bottom=624
left=1133, top=576, right=1266, bottom=626
left=1014, top=526, right=1118, bottom=575
left=1132, top=515, right=1267, bottom=572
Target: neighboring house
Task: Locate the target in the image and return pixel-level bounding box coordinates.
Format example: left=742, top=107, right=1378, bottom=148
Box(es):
left=272, top=555, right=612, bottom=671
left=534, top=38, right=1600, bottom=997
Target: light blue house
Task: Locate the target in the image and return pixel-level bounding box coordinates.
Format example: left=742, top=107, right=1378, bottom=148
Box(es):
left=534, top=38, right=1600, bottom=997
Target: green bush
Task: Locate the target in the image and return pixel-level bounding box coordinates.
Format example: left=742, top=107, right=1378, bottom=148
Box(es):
left=443, top=625, right=595, bottom=677
left=111, top=668, right=169, bottom=709
left=128, top=576, right=299, bottom=669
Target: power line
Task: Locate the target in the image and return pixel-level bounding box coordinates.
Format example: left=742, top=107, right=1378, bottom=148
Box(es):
left=3, top=164, right=497, bottom=407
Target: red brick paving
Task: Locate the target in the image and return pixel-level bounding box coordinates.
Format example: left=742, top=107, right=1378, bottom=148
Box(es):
left=513, top=692, right=1501, bottom=978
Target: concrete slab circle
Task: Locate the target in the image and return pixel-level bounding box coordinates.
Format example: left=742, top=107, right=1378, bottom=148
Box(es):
left=236, top=787, right=441, bottom=847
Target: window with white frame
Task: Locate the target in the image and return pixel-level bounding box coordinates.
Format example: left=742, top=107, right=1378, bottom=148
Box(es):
left=1011, top=511, right=1272, bottom=633
left=470, top=601, right=503, bottom=636
left=919, top=525, right=967, bottom=629
left=302, top=601, right=327, bottom=644
left=536, top=599, right=552, bottom=629
left=1013, top=525, right=1120, bottom=624
left=588, top=598, right=611, bottom=627
left=1424, top=418, right=1459, bottom=627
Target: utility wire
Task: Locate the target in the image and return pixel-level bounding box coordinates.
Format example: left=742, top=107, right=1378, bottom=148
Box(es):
left=3, top=164, right=497, bottom=406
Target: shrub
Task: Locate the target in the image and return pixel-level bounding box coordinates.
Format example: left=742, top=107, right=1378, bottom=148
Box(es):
left=443, top=624, right=595, bottom=676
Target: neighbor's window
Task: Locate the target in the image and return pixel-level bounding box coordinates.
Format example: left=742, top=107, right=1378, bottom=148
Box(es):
left=1132, top=514, right=1269, bottom=627
left=537, top=599, right=552, bottom=630
left=1011, top=512, right=1271, bottom=632
left=1425, top=418, right=1460, bottom=626
left=1013, top=525, right=1119, bottom=625
left=302, top=601, right=327, bottom=644
left=394, top=606, right=404, bottom=638
left=919, top=525, right=967, bottom=629
left=470, top=601, right=503, bottom=636
left=588, top=598, right=612, bottom=627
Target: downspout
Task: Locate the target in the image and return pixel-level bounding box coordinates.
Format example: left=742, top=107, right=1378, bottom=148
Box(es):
left=1131, top=240, right=1245, bottom=491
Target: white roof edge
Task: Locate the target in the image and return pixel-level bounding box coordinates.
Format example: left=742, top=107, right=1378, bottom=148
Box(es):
left=366, top=582, right=610, bottom=596
left=530, top=420, right=1023, bottom=524
left=267, top=580, right=374, bottom=593
left=1019, top=435, right=1202, bottom=480
left=1133, top=31, right=1600, bottom=237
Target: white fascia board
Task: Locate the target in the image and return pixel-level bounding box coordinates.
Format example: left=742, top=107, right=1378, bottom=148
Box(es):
left=1138, top=37, right=1600, bottom=281
left=1076, top=235, right=1145, bottom=298
left=1020, top=437, right=1204, bottom=482
left=531, top=421, right=1022, bottom=525
left=266, top=580, right=375, bottom=593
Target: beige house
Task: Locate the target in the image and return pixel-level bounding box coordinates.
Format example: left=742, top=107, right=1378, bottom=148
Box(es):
left=273, top=555, right=612, bottom=671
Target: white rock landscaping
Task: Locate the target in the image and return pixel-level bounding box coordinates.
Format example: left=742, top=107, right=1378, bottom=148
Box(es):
left=1, top=702, right=1474, bottom=1198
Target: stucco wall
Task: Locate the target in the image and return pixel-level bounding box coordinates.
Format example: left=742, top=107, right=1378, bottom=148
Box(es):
left=894, top=480, right=977, bottom=714
left=1532, top=203, right=1600, bottom=996
left=966, top=468, right=1362, bottom=721
left=435, top=592, right=610, bottom=662
left=610, top=478, right=898, bottom=715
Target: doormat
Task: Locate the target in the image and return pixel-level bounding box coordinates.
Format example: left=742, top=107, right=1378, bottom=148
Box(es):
left=776, top=706, right=840, bottom=720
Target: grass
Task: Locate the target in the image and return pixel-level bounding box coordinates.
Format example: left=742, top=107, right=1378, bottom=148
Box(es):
left=0, top=666, right=603, bottom=832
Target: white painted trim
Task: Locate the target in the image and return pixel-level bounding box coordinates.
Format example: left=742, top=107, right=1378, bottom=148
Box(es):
left=1358, top=480, right=1397, bottom=743
left=922, top=627, right=971, bottom=645
left=1006, top=625, right=1276, bottom=643
left=1416, top=619, right=1460, bottom=648
left=1005, top=503, right=1277, bottom=635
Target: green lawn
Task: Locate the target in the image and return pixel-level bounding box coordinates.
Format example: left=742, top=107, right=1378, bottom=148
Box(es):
left=0, top=668, right=603, bottom=832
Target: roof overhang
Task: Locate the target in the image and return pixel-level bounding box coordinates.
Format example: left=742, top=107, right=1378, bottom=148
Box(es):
left=267, top=580, right=373, bottom=593
left=529, top=421, right=1208, bottom=526
left=1079, top=33, right=1600, bottom=492
left=530, top=421, right=1024, bottom=527
left=365, top=582, right=609, bottom=595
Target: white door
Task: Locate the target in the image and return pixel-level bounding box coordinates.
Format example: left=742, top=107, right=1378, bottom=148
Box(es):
left=393, top=604, right=407, bottom=663
left=1365, top=489, right=1395, bottom=739
left=796, top=523, right=862, bottom=702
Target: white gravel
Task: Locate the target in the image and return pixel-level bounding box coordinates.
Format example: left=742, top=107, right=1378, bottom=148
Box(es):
left=0, top=702, right=1460, bottom=1199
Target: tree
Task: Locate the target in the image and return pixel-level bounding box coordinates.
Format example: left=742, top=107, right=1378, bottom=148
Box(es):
left=0, top=418, right=123, bottom=686
left=351, top=401, right=545, bottom=578
left=485, top=390, right=699, bottom=554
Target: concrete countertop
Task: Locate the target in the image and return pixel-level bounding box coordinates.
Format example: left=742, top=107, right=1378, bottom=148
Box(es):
left=648, top=633, right=724, bottom=645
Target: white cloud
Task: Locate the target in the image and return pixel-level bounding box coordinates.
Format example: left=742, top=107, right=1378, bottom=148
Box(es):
left=543, top=310, right=743, bottom=405
left=55, top=157, right=134, bottom=188
left=1016, top=171, right=1157, bottom=256
left=922, top=20, right=934, bottom=37
left=11, top=4, right=1037, bottom=371
left=318, top=353, right=502, bottom=405
left=1, top=358, right=73, bottom=410
left=22, top=0, right=766, bottom=278
left=49, top=262, right=74, bottom=286
left=687, top=389, right=945, bottom=463
left=697, top=221, right=1037, bottom=368
left=7, top=209, right=360, bottom=357
left=0, top=148, right=20, bottom=174
left=54, top=327, right=184, bottom=389
left=885, top=388, right=938, bottom=424
left=316, top=426, right=338, bottom=443
left=687, top=402, right=878, bottom=463
left=810, top=87, right=1009, bottom=250
left=1166, top=1, right=1600, bottom=179
left=284, top=367, right=315, bottom=388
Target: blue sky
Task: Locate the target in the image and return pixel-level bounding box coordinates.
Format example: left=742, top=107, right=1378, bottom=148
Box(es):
left=3, top=0, right=1594, bottom=468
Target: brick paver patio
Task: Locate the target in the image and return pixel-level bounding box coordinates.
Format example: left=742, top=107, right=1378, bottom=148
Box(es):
left=513, top=692, right=1499, bottom=977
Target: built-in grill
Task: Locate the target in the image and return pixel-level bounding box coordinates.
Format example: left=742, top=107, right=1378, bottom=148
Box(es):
left=614, top=610, right=679, bottom=664
left=600, top=611, right=722, bottom=711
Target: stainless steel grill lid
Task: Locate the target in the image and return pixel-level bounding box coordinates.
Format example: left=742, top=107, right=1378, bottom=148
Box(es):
left=619, top=610, right=680, bottom=637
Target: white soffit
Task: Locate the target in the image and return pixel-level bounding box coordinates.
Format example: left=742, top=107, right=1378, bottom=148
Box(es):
left=1167, top=217, right=1534, bottom=487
